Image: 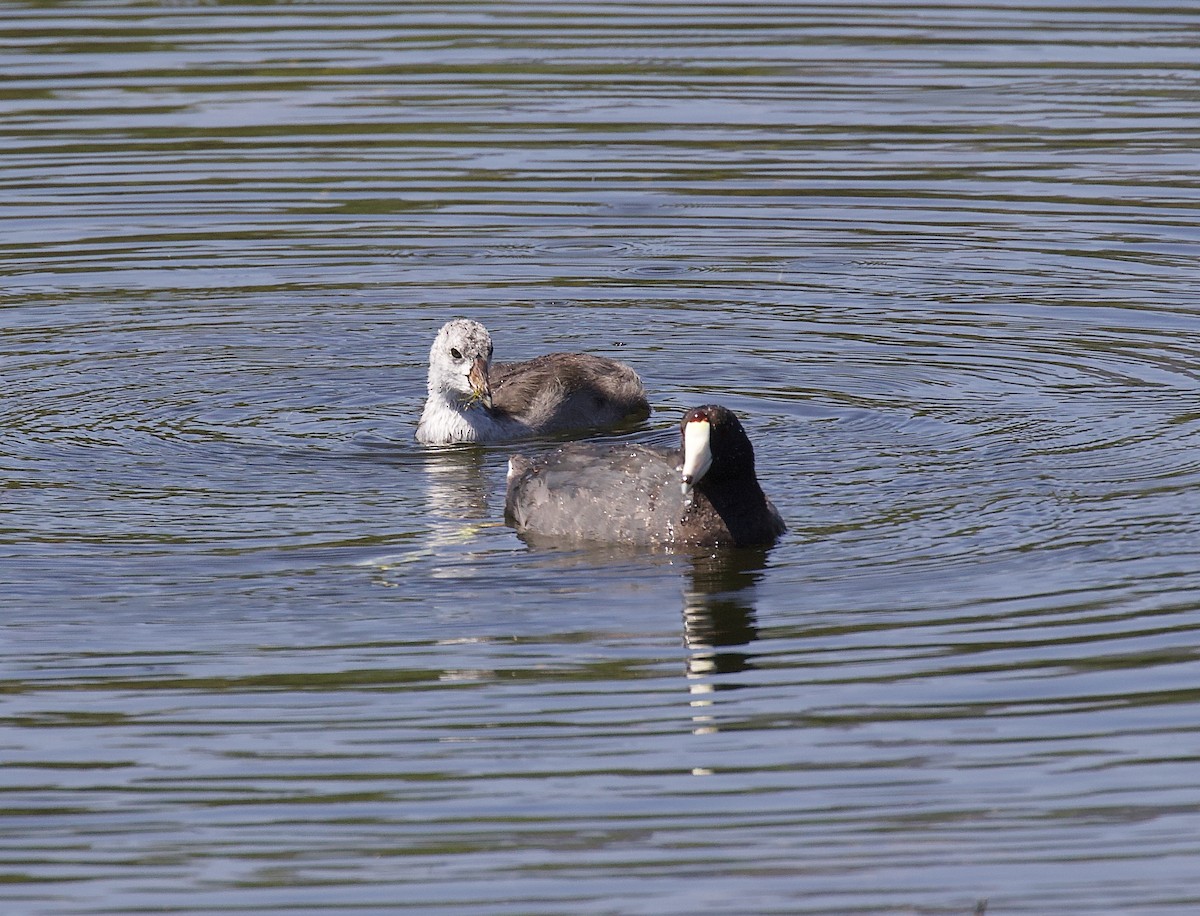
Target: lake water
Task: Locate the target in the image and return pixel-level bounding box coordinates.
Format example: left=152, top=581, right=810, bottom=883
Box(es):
left=5, top=2, right=1200, bottom=913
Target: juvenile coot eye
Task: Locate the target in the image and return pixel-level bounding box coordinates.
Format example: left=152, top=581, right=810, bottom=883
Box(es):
left=450, top=347, right=463, bottom=360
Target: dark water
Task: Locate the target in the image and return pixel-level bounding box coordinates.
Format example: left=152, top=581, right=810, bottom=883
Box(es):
left=5, top=2, right=1200, bottom=913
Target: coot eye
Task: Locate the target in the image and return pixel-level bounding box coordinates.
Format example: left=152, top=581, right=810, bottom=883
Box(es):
left=450, top=347, right=463, bottom=360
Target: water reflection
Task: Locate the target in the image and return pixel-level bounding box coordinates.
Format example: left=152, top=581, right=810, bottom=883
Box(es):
left=421, top=444, right=493, bottom=522
left=10, top=0, right=1200, bottom=911
left=682, top=550, right=766, bottom=736
left=353, top=442, right=498, bottom=579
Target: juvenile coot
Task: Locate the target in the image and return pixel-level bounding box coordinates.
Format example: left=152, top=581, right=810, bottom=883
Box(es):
left=416, top=319, right=650, bottom=445
left=505, top=405, right=786, bottom=548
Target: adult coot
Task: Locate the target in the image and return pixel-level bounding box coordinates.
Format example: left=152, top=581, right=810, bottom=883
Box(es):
left=416, top=319, right=649, bottom=445
left=505, top=405, right=786, bottom=548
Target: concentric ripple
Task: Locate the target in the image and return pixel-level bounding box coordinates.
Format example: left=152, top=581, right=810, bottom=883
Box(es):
left=4, top=2, right=1200, bottom=914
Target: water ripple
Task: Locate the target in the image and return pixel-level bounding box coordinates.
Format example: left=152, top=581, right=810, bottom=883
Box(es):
left=5, top=2, right=1200, bottom=914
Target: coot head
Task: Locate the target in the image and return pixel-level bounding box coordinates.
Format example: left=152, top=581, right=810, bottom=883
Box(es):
left=680, top=404, right=757, bottom=498
left=428, top=318, right=495, bottom=408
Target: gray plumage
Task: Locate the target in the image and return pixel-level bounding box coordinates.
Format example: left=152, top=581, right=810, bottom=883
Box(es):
left=417, top=319, right=649, bottom=445
left=505, top=405, right=786, bottom=549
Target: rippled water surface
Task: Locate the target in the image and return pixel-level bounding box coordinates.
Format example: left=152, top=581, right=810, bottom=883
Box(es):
left=5, top=2, right=1200, bottom=913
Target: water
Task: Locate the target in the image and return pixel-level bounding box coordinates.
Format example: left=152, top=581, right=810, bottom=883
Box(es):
left=5, top=2, right=1200, bottom=913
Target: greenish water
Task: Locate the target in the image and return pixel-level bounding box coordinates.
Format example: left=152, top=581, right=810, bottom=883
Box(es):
left=5, top=2, right=1200, bottom=913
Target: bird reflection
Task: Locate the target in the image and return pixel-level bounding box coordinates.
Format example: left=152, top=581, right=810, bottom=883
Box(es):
left=422, top=445, right=493, bottom=521
left=682, top=549, right=767, bottom=736
left=357, top=443, right=496, bottom=582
